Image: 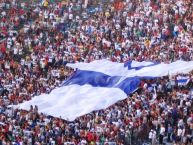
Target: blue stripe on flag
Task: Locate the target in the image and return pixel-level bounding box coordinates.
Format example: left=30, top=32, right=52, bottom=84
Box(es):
left=177, top=78, right=189, bottom=86
left=177, top=79, right=188, bottom=83
left=63, top=70, right=121, bottom=87
left=63, top=70, right=154, bottom=95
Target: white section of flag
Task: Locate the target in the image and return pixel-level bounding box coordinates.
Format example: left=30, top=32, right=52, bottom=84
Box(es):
left=12, top=85, right=127, bottom=121
left=67, top=60, right=193, bottom=77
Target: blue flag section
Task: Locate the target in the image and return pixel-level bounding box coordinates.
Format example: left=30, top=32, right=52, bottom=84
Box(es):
left=63, top=70, right=141, bottom=95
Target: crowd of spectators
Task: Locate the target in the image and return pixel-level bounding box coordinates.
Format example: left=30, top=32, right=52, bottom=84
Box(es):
left=0, top=0, right=192, bottom=144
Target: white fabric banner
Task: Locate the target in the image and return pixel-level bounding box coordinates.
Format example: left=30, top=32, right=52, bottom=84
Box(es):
left=11, top=60, right=193, bottom=121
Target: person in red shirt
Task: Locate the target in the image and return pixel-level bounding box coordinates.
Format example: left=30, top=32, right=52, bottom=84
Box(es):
left=0, top=42, right=6, bottom=54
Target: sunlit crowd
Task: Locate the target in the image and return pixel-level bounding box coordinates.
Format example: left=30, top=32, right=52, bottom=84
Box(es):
left=0, top=0, right=192, bottom=144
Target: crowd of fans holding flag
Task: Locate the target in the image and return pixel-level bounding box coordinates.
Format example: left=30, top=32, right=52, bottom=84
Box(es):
left=0, top=0, right=192, bottom=144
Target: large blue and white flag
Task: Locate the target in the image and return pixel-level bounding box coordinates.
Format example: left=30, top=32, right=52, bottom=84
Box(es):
left=12, top=60, right=193, bottom=121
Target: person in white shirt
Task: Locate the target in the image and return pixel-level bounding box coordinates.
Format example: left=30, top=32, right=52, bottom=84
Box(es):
left=80, top=139, right=87, bottom=145
left=159, top=124, right=165, bottom=144
left=149, top=129, right=157, bottom=144
left=69, top=13, right=73, bottom=20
